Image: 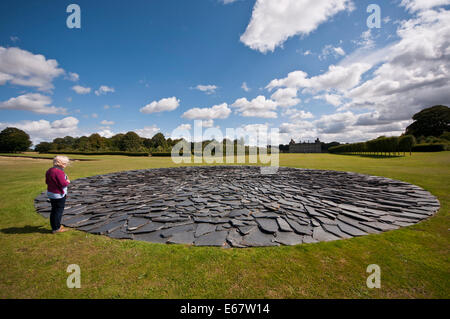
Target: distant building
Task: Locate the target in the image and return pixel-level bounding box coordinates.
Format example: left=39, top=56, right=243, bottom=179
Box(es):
left=289, top=138, right=322, bottom=153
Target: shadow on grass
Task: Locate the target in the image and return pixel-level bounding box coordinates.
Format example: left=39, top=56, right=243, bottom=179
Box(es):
left=0, top=225, right=51, bottom=234
left=331, top=153, right=408, bottom=159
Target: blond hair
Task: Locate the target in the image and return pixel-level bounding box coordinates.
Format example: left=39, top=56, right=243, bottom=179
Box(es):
left=53, top=155, right=70, bottom=167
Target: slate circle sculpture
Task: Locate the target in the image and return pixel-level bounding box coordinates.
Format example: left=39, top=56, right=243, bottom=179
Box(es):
left=34, top=166, right=440, bottom=247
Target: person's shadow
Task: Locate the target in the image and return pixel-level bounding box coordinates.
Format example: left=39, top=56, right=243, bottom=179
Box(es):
left=0, top=225, right=52, bottom=234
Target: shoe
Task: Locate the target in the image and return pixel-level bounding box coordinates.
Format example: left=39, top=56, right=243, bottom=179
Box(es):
left=52, top=226, right=69, bottom=234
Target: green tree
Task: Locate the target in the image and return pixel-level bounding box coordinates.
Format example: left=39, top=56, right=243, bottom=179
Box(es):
left=142, top=138, right=153, bottom=150
left=52, top=137, right=66, bottom=150
left=151, top=133, right=167, bottom=150
left=74, top=136, right=90, bottom=151
left=34, top=142, right=53, bottom=153
left=405, top=105, right=450, bottom=137
left=0, top=127, right=32, bottom=153
left=88, top=133, right=104, bottom=151
left=120, top=131, right=143, bottom=151
left=62, top=136, right=75, bottom=149
left=110, top=134, right=124, bottom=151
left=399, top=135, right=416, bottom=156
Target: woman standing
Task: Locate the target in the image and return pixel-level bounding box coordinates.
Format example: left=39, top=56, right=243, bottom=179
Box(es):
left=46, top=156, right=71, bottom=233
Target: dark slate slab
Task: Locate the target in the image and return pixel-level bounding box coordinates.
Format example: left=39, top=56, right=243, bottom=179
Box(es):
left=161, top=224, right=196, bottom=238
left=228, top=209, right=250, bottom=217
left=276, top=217, right=293, bottom=232
left=230, top=219, right=246, bottom=227
left=360, top=221, right=399, bottom=231
left=321, top=224, right=352, bottom=239
left=193, top=217, right=230, bottom=224
left=133, top=230, right=167, bottom=244
left=90, top=218, right=126, bottom=235
left=195, top=223, right=217, bottom=237
left=285, top=219, right=313, bottom=235
left=167, top=231, right=195, bottom=245
left=62, top=214, right=91, bottom=226
left=302, top=236, right=318, bottom=244
left=241, top=228, right=279, bottom=247
left=131, top=222, right=165, bottom=234
left=255, top=218, right=279, bottom=233
left=127, top=217, right=149, bottom=231
left=227, top=229, right=246, bottom=248
left=312, top=226, right=340, bottom=242
left=273, top=232, right=303, bottom=246
left=336, top=221, right=367, bottom=237
left=238, top=225, right=256, bottom=235
left=109, top=226, right=133, bottom=239
left=194, top=231, right=228, bottom=247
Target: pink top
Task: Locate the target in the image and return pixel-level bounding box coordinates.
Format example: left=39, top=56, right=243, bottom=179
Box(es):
left=46, top=167, right=69, bottom=195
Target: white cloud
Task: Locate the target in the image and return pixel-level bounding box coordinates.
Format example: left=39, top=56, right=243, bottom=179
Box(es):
left=400, top=0, right=450, bottom=12
left=231, top=96, right=278, bottom=118
left=91, top=113, right=98, bottom=119
left=334, top=47, right=346, bottom=56
left=72, top=85, right=91, bottom=94
left=0, top=116, right=79, bottom=144
left=240, top=0, right=354, bottom=53
left=0, top=46, right=64, bottom=91
left=176, top=123, right=192, bottom=131
left=272, top=7, right=450, bottom=144
left=241, top=82, right=250, bottom=92
left=342, top=8, right=450, bottom=123
left=314, top=111, right=356, bottom=134
left=134, top=125, right=160, bottom=138
left=10, top=36, right=19, bottom=43
left=194, top=84, right=218, bottom=94
left=0, top=93, right=66, bottom=114
left=94, top=85, right=115, bottom=96
left=100, top=120, right=115, bottom=125
left=267, top=63, right=371, bottom=93
left=67, top=72, right=79, bottom=82
left=198, top=119, right=215, bottom=128
left=140, top=97, right=180, bottom=114
left=234, top=123, right=274, bottom=147
left=314, top=93, right=343, bottom=106
left=354, top=29, right=375, bottom=49
left=182, top=103, right=231, bottom=120
left=51, top=117, right=79, bottom=129
left=270, top=87, right=300, bottom=107
left=98, top=129, right=115, bottom=138
left=282, top=108, right=314, bottom=120
left=279, top=121, right=314, bottom=134
left=319, top=45, right=346, bottom=60
left=275, top=6, right=450, bottom=143
left=221, top=0, right=238, bottom=4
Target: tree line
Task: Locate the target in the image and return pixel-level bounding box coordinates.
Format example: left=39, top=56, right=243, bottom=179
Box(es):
left=0, top=105, right=448, bottom=155
left=328, top=105, right=449, bottom=156
left=34, top=132, right=176, bottom=154
left=328, top=135, right=417, bottom=156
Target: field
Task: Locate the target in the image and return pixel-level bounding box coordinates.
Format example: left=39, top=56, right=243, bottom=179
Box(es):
left=0, top=152, right=449, bottom=298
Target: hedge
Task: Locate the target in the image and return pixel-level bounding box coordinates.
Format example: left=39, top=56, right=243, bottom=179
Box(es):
left=411, top=143, right=446, bottom=152
left=44, top=151, right=149, bottom=156
left=151, top=152, right=172, bottom=157
left=329, top=135, right=416, bottom=156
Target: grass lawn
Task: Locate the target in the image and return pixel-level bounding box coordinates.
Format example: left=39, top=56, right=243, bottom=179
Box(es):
left=0, top=152, right=449, bottom=298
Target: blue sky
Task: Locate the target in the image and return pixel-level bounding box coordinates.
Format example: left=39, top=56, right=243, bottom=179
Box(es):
left=0, top=0, right=449, bottom=145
